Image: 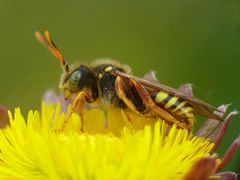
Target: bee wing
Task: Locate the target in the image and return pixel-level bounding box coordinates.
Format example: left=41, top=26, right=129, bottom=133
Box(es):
left=115, top=70, right=224, bottom=121
left=143, top=71, right=194, bottom=97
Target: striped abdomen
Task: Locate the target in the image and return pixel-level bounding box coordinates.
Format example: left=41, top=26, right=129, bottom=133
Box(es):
left=153, top=91, right=195, bottom=128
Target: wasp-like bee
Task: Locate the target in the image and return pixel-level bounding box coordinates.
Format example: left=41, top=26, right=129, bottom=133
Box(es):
left=35, top=31, right=223, bottom=131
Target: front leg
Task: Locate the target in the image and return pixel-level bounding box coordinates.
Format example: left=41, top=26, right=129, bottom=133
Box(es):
left=56, top=91, right=94, bottom=132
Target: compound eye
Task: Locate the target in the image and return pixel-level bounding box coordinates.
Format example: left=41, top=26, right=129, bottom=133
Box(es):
left=68, top=70, right=81, bottom=92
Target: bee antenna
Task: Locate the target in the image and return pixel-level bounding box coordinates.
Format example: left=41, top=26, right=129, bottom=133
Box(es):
left=35, top=31, right=70, bottom=73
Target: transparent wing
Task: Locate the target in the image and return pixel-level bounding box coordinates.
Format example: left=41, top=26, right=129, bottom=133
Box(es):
left=115, top=70, right=224, bottom=121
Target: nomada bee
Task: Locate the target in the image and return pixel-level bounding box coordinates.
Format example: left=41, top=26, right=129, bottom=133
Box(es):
left=35, top=31, right=223, bottom=131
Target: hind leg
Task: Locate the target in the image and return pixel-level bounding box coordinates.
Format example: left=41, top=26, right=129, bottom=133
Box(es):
left=115, top=76, right=176, bottom=124
left=129, top=78, right=192, bottom=129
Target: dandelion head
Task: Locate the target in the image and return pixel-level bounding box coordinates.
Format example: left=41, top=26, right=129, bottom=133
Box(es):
left=0, top=102, right=220, bottom=180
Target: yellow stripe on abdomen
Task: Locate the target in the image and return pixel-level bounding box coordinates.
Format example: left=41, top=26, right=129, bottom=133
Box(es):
left=176, top=106, right=194, bottom=115
left=164, top=96, right=178, bottom=109
left=171, top=101, right=187, bottom=112
left=175, top=105, right=195, bottom=128
left=155, top=91, right=169, bottom=103
left=153, top=91, right=195, bottom=128
left=155, top=91, right=180, bottom=110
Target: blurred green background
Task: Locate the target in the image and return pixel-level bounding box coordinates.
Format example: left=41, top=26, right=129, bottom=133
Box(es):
left=0, top=0, right=239, bottom=173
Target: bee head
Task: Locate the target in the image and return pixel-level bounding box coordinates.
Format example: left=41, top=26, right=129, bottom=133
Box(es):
left=60, top=65, right=96, bottom=100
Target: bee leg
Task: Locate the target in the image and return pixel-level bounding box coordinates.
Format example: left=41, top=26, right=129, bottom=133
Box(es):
left=115, top=76, right=173, bottom=121
left=128, top=78, right=186, bottom=128
left=121, top=110, right=133, bottom=123
left=115, top=76, right=138, bottom=112
left=103, top=110, right=109, bottom=128
left=55, top=91, right=94, bottom=133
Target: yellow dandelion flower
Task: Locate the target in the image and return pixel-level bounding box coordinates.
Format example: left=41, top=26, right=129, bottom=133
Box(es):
left=0, top=102, right=220, bottom=180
